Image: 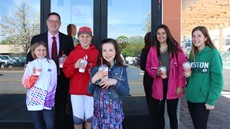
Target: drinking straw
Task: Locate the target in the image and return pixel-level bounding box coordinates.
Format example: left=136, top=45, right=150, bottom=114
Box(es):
left=101, top=58, right=104, bottom=68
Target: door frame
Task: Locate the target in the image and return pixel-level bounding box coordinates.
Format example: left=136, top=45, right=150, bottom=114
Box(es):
left=40, top=0, right=162, bottom=47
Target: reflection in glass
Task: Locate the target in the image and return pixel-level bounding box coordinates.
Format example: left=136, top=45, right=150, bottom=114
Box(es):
left=0, top=0, right=40, bottom=56
left=108, top=0, right=151, bottom=95
left=51, top=0, right=94, bottom=35
left=0, top=0, right=40, bottom=94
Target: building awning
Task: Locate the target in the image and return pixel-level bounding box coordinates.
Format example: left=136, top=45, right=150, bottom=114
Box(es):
left=182, top=0, right=230, bottom=36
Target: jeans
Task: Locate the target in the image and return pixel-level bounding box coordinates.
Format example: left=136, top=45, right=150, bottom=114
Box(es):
left=31, top=109, right=55, bottom=129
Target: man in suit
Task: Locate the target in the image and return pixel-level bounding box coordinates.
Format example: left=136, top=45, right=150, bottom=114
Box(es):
left=27, top=12, right=74, bottom=129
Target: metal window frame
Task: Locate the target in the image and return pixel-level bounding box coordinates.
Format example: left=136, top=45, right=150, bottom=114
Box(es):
left=40, top=0, right=162, bottom=47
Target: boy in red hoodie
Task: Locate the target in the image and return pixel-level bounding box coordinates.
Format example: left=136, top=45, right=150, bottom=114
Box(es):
left=62, top=26, right=98, bottom=129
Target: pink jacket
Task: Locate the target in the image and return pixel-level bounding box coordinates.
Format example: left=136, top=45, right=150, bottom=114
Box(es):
left=146, top=46, right=187, bottom=100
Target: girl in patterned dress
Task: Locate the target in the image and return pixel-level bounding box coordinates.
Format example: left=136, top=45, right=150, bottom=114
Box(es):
left=88, top=38, right=130, bottom=129
left=22, top=41, right=57, bottom=129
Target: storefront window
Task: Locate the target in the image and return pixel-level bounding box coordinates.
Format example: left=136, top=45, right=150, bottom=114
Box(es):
left=108, top=0, right=151, bottom=95
left=0, top=0, right=40, bottom=94
left=51, top=0, right=94, bottom=35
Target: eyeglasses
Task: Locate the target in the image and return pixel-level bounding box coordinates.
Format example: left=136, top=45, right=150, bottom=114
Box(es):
left=47, top=20, right=60, bottom=24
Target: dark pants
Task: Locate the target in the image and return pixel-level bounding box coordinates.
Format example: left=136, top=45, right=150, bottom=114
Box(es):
left=31, top=109, right=55, bottom=129
left=143, top=72, right=155, bottom=128
left=150, top=79, right=179, bottom=129
left=143, top=72, right=153, bottom=113
left=55, top=74, right=72, bottom=129
left=187, top=101, right=210, bottom=129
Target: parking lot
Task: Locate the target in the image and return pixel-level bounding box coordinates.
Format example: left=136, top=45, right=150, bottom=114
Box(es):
left=0, top=55, right=26, bottom=69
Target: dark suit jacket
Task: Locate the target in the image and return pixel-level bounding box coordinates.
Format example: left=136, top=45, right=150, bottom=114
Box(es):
left=26, top=31, right=74, bottom=75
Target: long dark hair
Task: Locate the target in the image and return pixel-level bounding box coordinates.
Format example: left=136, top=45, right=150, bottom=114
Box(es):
left=97, top=38, right=124, bottom=67
left=143, top=32, right=152, bottom=49
left=155, top=24, right=181, bottom=58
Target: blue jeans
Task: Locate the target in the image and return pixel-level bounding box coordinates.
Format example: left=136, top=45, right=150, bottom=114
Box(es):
left=31, top=109, right=55, bottom=129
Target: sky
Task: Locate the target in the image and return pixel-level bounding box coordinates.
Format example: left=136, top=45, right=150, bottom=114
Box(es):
left=0, top=0, right=40, bottom=41
left=1, top=0, right=229, bottom=41
left=107, top=0, right=151, bottom=38
left=0, top=0, right=40, bottom=17
left=51, top=0, right=151, bottom=38
left=0, top=0, right=151, bottom=39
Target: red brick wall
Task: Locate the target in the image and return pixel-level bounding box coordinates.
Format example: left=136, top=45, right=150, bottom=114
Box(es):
left=163, top=0, right=181, bottom=43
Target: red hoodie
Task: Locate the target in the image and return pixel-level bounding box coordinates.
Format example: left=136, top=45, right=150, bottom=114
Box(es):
left=62, top=44, right=98, bottom=96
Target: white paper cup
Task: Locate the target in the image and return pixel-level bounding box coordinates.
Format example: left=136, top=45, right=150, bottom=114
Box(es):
left=79, top=59, right=88, bottom=73
left=34, top=68, right=42, bottom=76
left=33, top=65, right=42, bottom=76
left=183, top=62, right=191, bottom=77
left=59, top=57, right=65, bottom=68
left=99, top=65, right=109, bottom=80
left=159, top=66, right=167, bottom=79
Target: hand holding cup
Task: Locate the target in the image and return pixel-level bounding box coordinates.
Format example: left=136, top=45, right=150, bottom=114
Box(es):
left=98, top=65, right=109, bottom=80
left=159, top=66, right=167, bottom=79
left=183, top=62, right=191, bottom=78
left=79, top=59, right=88, bottom=73
left=33, top=62, right=42, bottom=76
left=59, top=57, right=65, bottom=68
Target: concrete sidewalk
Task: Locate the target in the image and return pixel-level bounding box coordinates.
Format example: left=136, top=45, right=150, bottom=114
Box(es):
left=0, top=68, right=230, bottom=128
left=179, top=92, right=230, bottom=129
left=0, top=94, right=229, bottom=129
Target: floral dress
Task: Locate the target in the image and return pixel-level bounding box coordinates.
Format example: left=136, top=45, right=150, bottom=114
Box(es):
left=93, top=89, right=124, bottom=129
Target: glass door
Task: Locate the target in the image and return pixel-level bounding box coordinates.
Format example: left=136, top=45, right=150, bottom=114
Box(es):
left=51, top=0, right=94, bottom=38
left=50, top=0, right=159, bottom=96
left=107, top=0, right=151, bottom=95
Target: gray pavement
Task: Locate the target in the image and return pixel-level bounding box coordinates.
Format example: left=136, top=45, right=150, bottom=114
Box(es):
left=179, top=94, right=230, bottom=129
left=180, top=68, right=230, bottom=129
left=0, top=68, right=230, bottom=128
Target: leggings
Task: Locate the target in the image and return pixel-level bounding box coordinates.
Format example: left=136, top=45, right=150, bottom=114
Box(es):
left=187, top=101, right=210, bottom=129
left=150, top=79, right=179, bottom=129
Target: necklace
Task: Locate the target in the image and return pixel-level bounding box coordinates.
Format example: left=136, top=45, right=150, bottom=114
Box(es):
left=160, top=46, right=168, bottom=54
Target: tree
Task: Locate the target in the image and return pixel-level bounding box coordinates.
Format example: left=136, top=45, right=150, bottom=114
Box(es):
left=0, top=39, right=10, bottom=45
left=143, top=12, right=151, bottom=33
left=116, top=36, right=129, bottom=55
left=123, top=36, right=144, bottom=57
left=116, top=36, right=144, bottom=57
left=0, top=2, right=39, bottom=54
